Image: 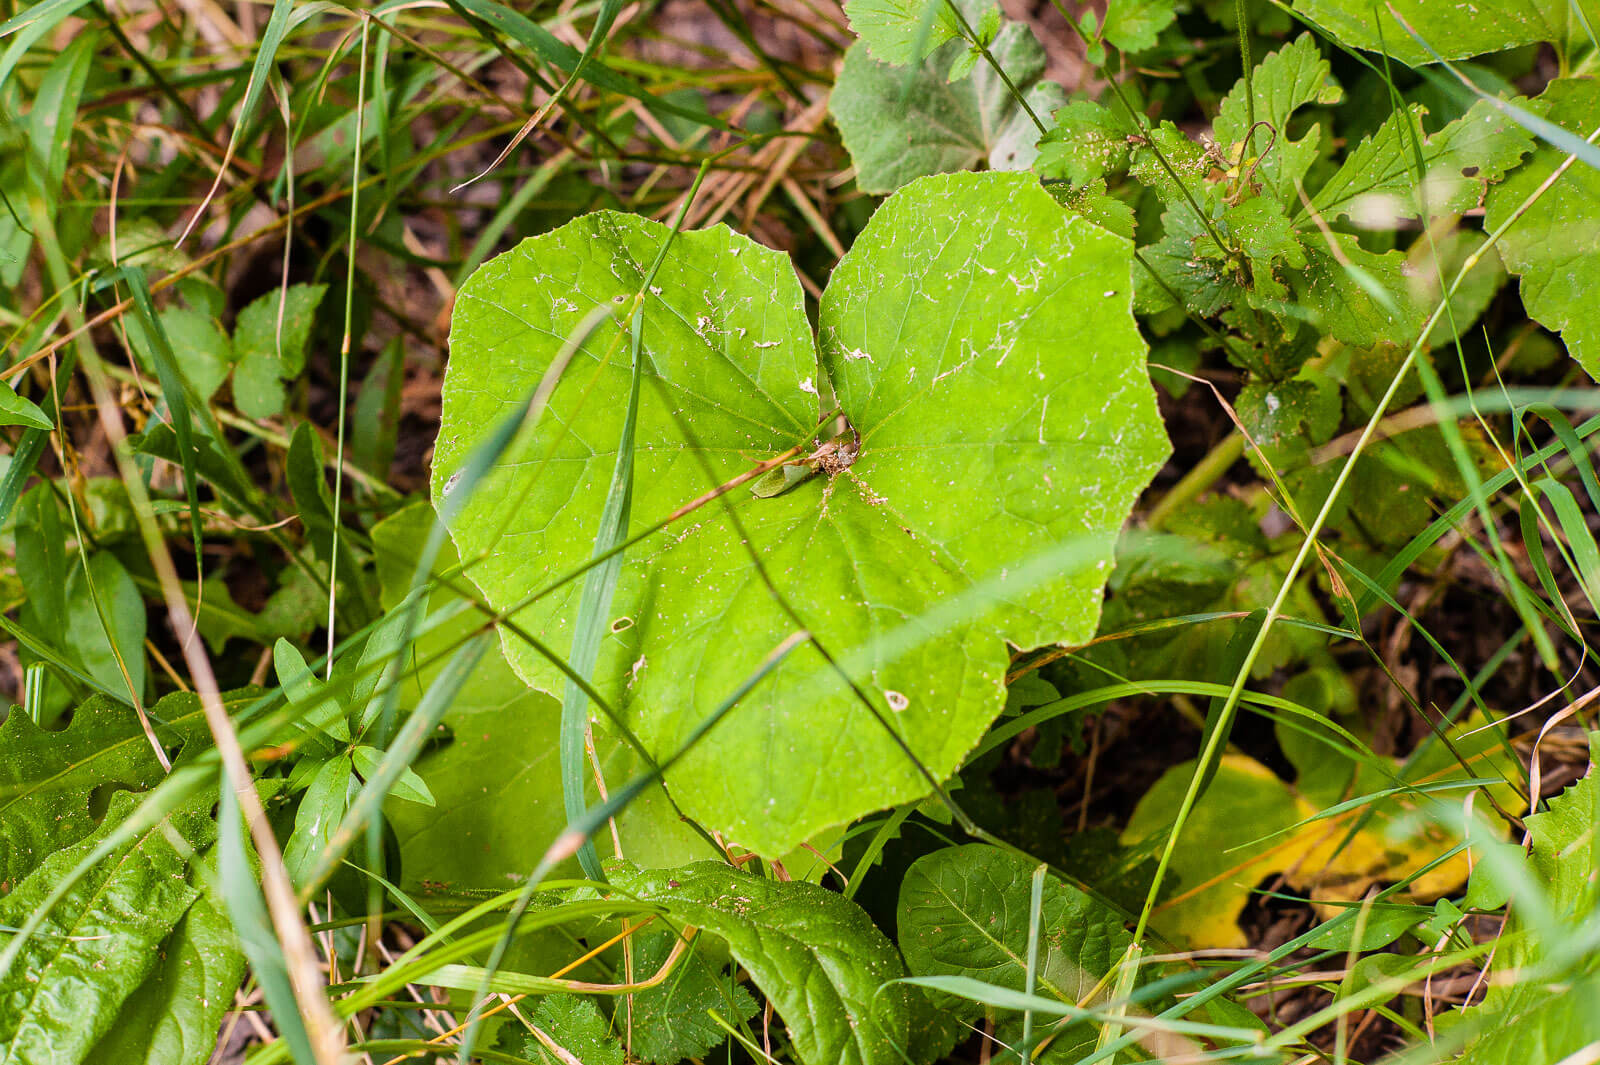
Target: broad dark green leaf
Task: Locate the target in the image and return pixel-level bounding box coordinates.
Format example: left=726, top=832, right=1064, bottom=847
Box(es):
left=0, top=690, right=213, bottom=887
left=0, top=793, right=214, bottom=1065
left=84, top=845, right=247, bottom=1065
left=897, top=843, right=1129, bottom=1059
left=611, top=861, right=913, bottom=1065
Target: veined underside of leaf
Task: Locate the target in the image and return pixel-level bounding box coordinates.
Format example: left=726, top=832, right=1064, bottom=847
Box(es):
left=434, top=172, right=1169, bottom=857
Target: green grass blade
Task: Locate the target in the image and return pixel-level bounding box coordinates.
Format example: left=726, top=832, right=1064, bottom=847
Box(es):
left=559, top=302, right=645, bottom=883
left=218, top=784, right=318, bottom=1065
left=176, top=0, right=295, bottom=244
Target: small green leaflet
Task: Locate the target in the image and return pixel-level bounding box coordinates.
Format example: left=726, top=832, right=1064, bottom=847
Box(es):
left=0, top=384, right=51, bottom=430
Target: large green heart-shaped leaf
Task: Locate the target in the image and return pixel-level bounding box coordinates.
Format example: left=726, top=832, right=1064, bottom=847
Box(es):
left=434, top=172, right=1168, bottom=857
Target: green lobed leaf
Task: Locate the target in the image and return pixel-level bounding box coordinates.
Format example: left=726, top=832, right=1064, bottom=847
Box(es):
left=0, top=690, right=214, bottom=888
left=1035, top=100, right=1136, bottom=188
left=1309, top=99, right=1538, bottom=224
left=0, top=792, right=215, bottom=1065
left=1100, top=0, right=1178, bottom=53
left=897, top=843, right=1130, bottom=1058
left=1213, top=34, right=1342, bottom=207
left=1287, top=0, right=1582, bottom=65
left=434, top=172, right=1168, bottom=857
left=526, top=994, right=625, bottom=1065
left=1483, top=77, right=1600, bottom=380
left=831, top=9, right=1065, bottom=195
left=610, top=860, right=914, bottom=1065
left=617, top=929, right=758, bottom=1065
left=843, top=0, right=968, bottom=66
left=83, top=844, right=247, bottom=1065
left=1288, top=230, right=1425, bottom=349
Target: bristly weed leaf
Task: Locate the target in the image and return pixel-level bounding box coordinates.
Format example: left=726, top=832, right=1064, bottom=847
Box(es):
left=434, top=171, right=1168, bottom=857
left=0, top=690, right=211, bottom=887
left=526, top=994, right=625, bottom=1065
left=619, top=928, right=760, bottom=1065
left=0, top=791, right=215, bottom=1065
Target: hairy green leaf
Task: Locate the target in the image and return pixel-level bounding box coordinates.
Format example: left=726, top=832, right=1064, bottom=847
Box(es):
left=0, top=384, right=52, bottom=430
left=435, top=172, right=1168, bottom=857
left=832, top=15, right=1064, bottom=194
left=84, top=845, right=247, bottom=1065
left=527, top=994, right=625, bottom=1065
left=611, top=861, right=913, bottom=1065
left=0, top=690, right=214, bottom=887
left=0, top=792, right=214, bottom=1065
left=1214, top=34, right=1342, bottom=206
left=1309, top=99, right=1537, bottom=223
left=1484, top=78, right=1600, bottom=380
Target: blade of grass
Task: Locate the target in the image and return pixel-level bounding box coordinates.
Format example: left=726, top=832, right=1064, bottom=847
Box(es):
left=176, top=0, right=296, bottom=244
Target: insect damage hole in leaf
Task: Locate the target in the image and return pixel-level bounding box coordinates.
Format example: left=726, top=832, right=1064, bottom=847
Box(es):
left=433, top=171, right=1170, bottom=858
